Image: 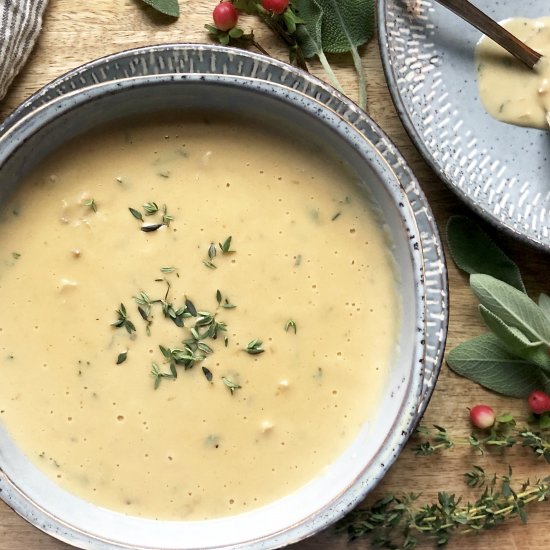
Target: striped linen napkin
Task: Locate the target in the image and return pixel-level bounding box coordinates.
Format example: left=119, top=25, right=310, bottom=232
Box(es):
left=0, top=0, right=49, bottom=100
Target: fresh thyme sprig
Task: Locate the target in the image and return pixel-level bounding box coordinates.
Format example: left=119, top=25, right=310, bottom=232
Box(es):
left=111, top=303, right=136, bottom=334
left=337, top=471, right=550, bottom=548
left=338, top=413, right=550, bottom=547
left=414, top=414, right=550, bottom=462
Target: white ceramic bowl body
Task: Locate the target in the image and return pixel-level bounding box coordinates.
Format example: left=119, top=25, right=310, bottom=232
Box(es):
left=0, top=48, right=447, bottom=550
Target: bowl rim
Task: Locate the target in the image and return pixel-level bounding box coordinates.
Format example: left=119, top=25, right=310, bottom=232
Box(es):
left=0, top=44, right=448, bottom=550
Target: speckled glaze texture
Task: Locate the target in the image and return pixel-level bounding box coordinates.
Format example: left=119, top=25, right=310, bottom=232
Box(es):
left=379, top=0, right=550, bottom=252
left=0, top=45, right=448, bottom=550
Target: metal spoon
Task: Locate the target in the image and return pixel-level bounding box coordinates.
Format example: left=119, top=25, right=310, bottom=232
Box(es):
left=434, top=0, right=542, bottom=69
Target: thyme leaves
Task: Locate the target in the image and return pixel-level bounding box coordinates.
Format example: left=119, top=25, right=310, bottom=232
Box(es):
left=111, top=303, right=136, bottom=334
left=116, top=350, right=128, bottom=365
left=129, top=202, right=174, bottom=231
left=285, top=319, right=297, bottom=334
left=222, top=376, right=241, bottom=395
left=83, top=198, right=97, bottom=212
left=203, top=237, right=235, bottom=269
left=245, top=338, right=264, bottom=355
left=219, top=236, right=234, bottom=254
left=151, top=362, right=176, bottom=390
left=338, top=412, right=550, bottom=547
left=129, top=207, right=143, bottom=221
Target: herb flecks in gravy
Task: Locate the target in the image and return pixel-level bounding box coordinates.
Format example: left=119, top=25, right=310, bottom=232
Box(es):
left=0, top=115, right=398, bottom=520
left=476, top=17, right=550, bottom=129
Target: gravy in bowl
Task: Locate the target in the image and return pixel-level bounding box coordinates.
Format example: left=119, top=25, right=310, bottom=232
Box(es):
left=0, top=114, right=399, bottom=520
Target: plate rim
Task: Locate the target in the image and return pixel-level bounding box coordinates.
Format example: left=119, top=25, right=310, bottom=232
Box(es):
left=377, top=0, right=550, bottom=253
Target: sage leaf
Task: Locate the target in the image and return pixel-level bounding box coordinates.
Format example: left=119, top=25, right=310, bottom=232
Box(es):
left=447, top=334, right=550, bottom=397
left=446, top=216, right=525, bottom=292
left=470, top=274, right=550, bottom=345
left=140, top=0, right=179, bottom=18
left=479, top=305, right=550, bottom=371
left=311, top=0, right=375, bottom=54
left=293, top=0, right=343, bottom=93
left=539, top=293, right=550, bottom=322
left=294, top=0, right=375, bottom=109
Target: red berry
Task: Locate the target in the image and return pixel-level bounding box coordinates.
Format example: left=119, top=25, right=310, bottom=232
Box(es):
left=261, top=0, right=289, bottom=14
left=469, top=404, right=495, bottom=429
left=213, top=2, right=238, bottom=31
left=528, top=390, right=550, bottom=415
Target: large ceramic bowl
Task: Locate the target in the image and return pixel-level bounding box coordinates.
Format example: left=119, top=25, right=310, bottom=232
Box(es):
left=0, top=46, right=447, bottom=550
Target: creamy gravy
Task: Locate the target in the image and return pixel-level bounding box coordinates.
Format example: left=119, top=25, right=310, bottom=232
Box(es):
left=0, top=115, right=398, bottom=520
left=476, top=17, right=550, bottom=129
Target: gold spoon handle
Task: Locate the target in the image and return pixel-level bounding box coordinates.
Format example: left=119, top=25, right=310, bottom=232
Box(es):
left=434, top=0, right=542, bottom=69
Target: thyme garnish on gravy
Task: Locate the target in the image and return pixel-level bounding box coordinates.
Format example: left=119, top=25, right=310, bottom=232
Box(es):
left=203, top=236, right=235, bottom=268
left=128, top=202, right=174, bottom=232
left=112, top=238, right=271, bottom=390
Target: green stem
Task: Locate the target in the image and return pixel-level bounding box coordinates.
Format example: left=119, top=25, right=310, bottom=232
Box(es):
left=350, top=45, right=367, bottom=110
left=317, top=50, right=344, bottom=93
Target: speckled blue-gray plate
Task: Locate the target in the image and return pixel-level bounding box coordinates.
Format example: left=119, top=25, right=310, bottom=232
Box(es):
left=379, top=0, right=550, bottom=251
left=0, top=45, right=447, bottom=550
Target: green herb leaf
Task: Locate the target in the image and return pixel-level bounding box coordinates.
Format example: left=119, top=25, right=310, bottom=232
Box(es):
left=129, top=207, right=143, bottom=221
left=245, top=339, right=265, bottom=355
left=222, top=376, right=241, bottom=395
left=202, top=366, right=213, bottom=382
left=539, top=293, right=550, bottom=322
left=111, top=303, right=136, bottom=334
left=470, top=274, right=550, bottom=345
left=185, top=299, right=198, bottom=317
left=143, top=202, right=159, bottom=215
left=479, top=305, right=550, bottom=371
left=228, top=27, right=244, bottom=39
left=140, top=0, right=179, bottom=18
left=116, top=350, right=128, bottom=365
left=11, top=252, right=20, bottom=259
left=151, top=362, right=176, bottom=390
left=294, top=0, right=374, bottom=108
left=308, top=0, right=374, bottom=54
left=446, top=216, right=525, bottom=292
left=285, top=319, right=297, bottom=334
left=447, top=334, right=550, bottom=397
left=161, top=204, right=174, bottom=226
left=540, top=412, right=550, bottom=430
left=219, top=236, right=234, bottom=254
left=141, top=223, right=163, bottom=233
left=293, top=0, right=342, bottom=92
left=83, top=198, right=97, bottom=212
left=282, top=7, right=304, bottom=34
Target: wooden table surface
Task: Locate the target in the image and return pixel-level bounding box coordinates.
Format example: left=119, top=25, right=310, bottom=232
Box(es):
left=0, top=1, right=548, bottom=549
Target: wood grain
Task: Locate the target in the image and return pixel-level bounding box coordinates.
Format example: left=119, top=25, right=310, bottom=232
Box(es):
left=0, top=2, right=549, bottom=549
